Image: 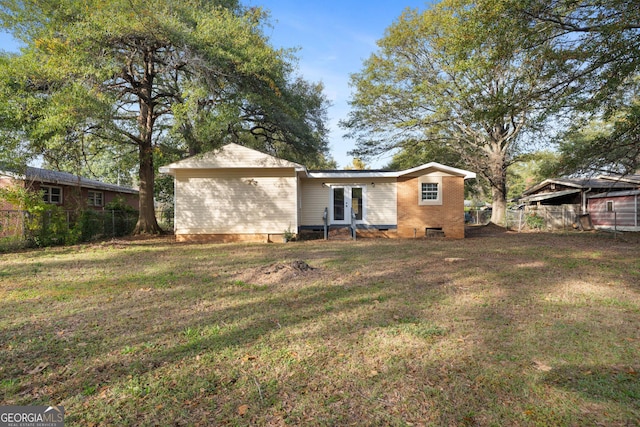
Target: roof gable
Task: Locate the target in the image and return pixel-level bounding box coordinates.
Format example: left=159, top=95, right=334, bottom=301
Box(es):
left=159, top=143, right=305, bottom=174
left=396, top=162, right=476, bottom=179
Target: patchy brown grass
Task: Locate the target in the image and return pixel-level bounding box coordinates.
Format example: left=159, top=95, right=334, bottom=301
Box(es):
left=0, top=231, right=639, bottom=426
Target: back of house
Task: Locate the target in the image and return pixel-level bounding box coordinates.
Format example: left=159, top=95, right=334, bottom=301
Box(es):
left=160, top=144, right=476, bottom=242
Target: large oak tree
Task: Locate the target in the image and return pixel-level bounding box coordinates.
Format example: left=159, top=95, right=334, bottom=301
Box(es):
left=342, top=0, right=574, bottom=224
left=1, top=0, right=330, bottom=233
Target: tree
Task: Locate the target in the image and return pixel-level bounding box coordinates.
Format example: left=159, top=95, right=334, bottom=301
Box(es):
left=508, top=151, right=560, bottom=200
left=346, top=158, right=367, bottom=170
left=385, top=140, right=464, bottom=171
left=511, top=0, right=640, bottom=174
left=555, top=102, right=640, bottom=175
left=341, top=0, right=570, bottom=225
left=1, top=0, right=330, bottom=233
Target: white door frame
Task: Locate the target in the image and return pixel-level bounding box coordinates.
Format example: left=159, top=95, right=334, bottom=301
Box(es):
left=329, top=185, right=366, bottom=224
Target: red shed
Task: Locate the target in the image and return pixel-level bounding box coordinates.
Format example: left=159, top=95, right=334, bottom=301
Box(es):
left=588, top=190, right=640, bottom=231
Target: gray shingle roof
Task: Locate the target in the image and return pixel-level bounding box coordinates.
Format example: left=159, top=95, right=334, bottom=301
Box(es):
left=522, top=177, right=637, bottom=196
left=24, top=167, right=138, bottom=194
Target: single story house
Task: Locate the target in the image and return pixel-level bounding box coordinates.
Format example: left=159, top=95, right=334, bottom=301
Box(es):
left=0, top=167, right=139, bottom=211
left=588, top=190, right=640, bottom=231
left=159, top=143, right=476, bottom=242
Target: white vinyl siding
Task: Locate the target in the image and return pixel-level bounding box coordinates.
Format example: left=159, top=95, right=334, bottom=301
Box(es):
left=299, top=178, right=397, bottom=226
left=164, top=144, right=304, bottom=170
left=300, top=180, right=330, bottom=226
left=174, top=169, right=298, bottom=235
left=366, top=180, right=397, bottom=225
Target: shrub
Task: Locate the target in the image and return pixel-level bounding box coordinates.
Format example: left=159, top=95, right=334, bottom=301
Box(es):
left=525, top=212, right=545, bottom=230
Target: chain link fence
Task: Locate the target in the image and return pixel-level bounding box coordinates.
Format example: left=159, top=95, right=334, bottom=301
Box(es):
left=0, top=209, right=138, bottom=251
left=467, top=205, right=581, bottom=232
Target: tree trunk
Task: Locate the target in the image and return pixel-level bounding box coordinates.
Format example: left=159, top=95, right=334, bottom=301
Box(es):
left=133, top=47, right=162, bottom=235
left=490, top=186, right=507, bottom=226
left=134, top=141, right=162, bottom=234
left=488, top=149, right=508, bottom=226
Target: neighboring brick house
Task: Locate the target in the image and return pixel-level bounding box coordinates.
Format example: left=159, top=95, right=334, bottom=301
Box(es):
left=0, top=167, right=139, bottom=211
left=160, top=143, right=475, bottom=242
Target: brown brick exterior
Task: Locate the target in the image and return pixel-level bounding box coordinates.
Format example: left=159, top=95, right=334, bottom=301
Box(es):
left=397, top=175, right=465, bottom=239
left=0, top=177, right=138, bottom=211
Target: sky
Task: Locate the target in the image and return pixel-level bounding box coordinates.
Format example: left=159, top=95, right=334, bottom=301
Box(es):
left=0, top=0, right=430, bottom=168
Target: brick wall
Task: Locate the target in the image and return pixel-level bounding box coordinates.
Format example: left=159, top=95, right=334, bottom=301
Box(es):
left=397, top=175, right=465, bottom=239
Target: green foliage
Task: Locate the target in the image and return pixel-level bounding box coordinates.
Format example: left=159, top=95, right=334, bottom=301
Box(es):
left=508, top=151, right=560, bottom=199
left=525, top=211, right=545, bottom=230
left=505, top=0, right=640, bottom=174
left=0, top=0, right=331, bottom=234
left=283, top=227, right=295, bottom=242
left=105, top=196, right=137, bottom=213
left=341, top=0, right=567, bottom=224
left=555, top=101, right=640, bottom=175
left=0, top=183, right=41, bottom=210
left=0, top=184, right=136, bottom=248
left=386, top=141, right=463, bottom=171
left=0, top=184, right=68, bottom=246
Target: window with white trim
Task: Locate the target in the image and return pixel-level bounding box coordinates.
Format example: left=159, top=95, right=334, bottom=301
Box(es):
left=42, top=186, right=62, bottom=204
left=418, top=176, right=442, bottom=205
left=421, top=183, right=439, bottom=201
left=88, top=191, right=104, bottom=207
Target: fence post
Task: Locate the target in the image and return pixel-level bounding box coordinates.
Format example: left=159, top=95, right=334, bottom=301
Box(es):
left=112, top=210, right=116, bottom=237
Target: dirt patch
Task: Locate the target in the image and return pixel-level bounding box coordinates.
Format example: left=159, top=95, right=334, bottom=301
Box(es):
left=465, top=222, right=509, bottom=237
left=234, top=260, right=321, bottom=285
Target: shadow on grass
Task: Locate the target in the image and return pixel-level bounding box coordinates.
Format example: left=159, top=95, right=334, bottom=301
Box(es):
left=1, top=234, right=639, bottom=425
left=544, top=365, right=640, bottom=403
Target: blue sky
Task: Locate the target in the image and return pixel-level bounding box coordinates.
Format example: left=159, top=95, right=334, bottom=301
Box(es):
left=0, top=1, right=429, bottom=168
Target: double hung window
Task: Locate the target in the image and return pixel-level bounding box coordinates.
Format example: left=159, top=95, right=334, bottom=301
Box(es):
left=42, top=186, right=62, bottom=204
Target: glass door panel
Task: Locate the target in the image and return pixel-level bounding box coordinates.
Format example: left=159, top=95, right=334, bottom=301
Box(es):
left=333, top=187, right=345, bottom=221
left=351, top=187, right=363, bottom=220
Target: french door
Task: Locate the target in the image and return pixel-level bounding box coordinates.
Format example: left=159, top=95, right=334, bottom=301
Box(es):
left=331, top=186, right=364, bottom=224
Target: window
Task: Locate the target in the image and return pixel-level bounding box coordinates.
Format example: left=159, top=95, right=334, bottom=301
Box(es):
left=418, top=176, right=442, bottom=205
left=421, top=183, right=439, bottom=201
left=88, top=191, right=104, bottom=207
left=42, top=186, right=62, bottom=204
left=606, top=201, right=614, bottom=212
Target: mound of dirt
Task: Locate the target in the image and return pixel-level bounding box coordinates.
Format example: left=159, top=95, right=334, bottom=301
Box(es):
left=234, top=260, right=319, bottom=285
left=465, top=222, right=508, bottom=237
left=261, top=260, right=315, bottom=275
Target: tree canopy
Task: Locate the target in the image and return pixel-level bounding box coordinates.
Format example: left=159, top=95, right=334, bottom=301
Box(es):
left=341, top=0, right=569, bottom=224
left=510, top=0, right=640, bottom=175
left=0, top=0, right=331, bottom=233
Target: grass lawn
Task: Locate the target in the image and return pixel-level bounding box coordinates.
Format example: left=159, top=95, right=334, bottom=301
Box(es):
left=1, top=231, right=639, bottom=426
